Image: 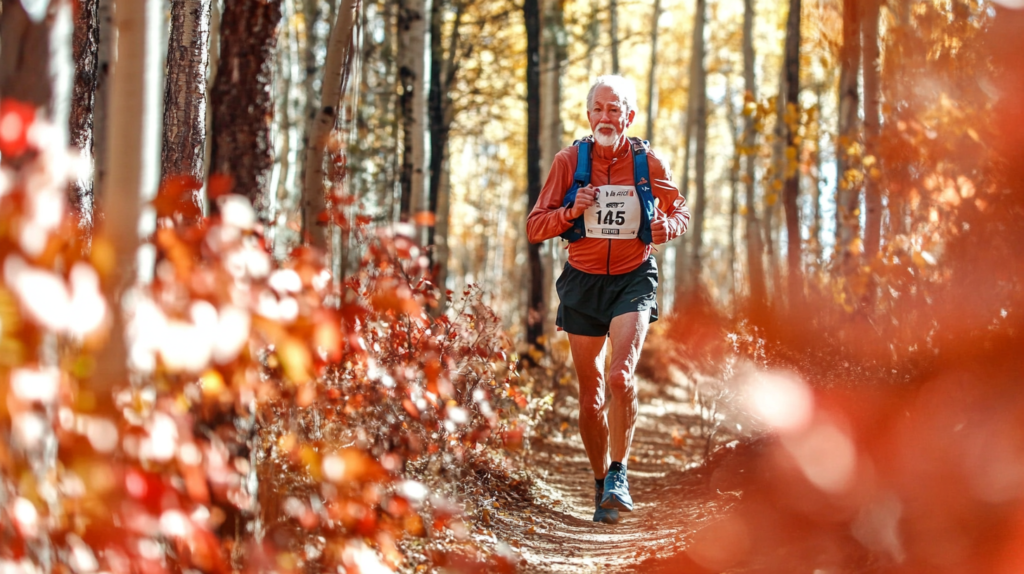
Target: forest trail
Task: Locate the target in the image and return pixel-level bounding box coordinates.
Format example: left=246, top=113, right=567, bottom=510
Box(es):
left=479, top=378, right=737, bottom=573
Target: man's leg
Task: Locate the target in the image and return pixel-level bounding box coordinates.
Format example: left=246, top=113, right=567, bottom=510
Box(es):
left=599, top=310, right=649, bottom=512
left=568, top=333, right=609, bottom=479
left=606, top=310, right=649, bottom=463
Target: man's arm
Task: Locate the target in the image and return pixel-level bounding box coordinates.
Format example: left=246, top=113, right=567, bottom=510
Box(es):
left=527, top=150, right=577, bottom=244
left=648, top=149, right=690, bottom=244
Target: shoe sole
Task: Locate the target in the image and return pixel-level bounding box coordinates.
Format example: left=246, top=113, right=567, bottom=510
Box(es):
left=594, top=513, right=620, bottom=524
left=600, top=494, right=633, bottom=512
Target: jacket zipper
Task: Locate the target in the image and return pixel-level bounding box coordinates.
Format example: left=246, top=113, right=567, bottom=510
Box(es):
left=606, top=160, right=614, bottom=274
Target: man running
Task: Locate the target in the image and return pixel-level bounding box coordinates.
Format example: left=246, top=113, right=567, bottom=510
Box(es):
left=526, top=75, right=690, bottom=524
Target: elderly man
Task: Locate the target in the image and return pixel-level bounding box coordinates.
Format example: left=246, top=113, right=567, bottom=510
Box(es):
left=527, top=75, right=690, bottom=524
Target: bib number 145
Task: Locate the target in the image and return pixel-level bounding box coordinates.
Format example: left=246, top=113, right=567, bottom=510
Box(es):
left=596, top=210, right=626, bottom=226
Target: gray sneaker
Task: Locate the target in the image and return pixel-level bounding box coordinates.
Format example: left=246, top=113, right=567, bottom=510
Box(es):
left=600, top=467, right=633, bottom=512
left=593, top=484, right=620, bottom=524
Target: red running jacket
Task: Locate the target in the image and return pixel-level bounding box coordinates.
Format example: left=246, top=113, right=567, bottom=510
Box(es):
left=526, top=141, right=690, bottom=275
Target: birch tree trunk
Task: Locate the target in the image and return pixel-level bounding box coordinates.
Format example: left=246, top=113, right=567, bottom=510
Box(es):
left=674, top=0, right=704, bottom=302
left=682, top=0, right=707, bottom=298
left=398, top=0, right=426, bottom=226
left=161, top=0, right=212, bottom=224
left=209, top=0, right=283, bottom=216
left=861, top=0, right=882, bottom=259
left=540, top=0, right=565, bottom=336
left=836, top=0, right=861, bottom=272
left=303, top=0, right=358, bottom=249
left=69, top=0, right=100, bottom=233
left=742, top=0, right=767, bottom=310
left=525, top=0, right=545, bottom=351
left=94, top=0, right=158, bottom=407
left=782, top=0, right=802, bottom=307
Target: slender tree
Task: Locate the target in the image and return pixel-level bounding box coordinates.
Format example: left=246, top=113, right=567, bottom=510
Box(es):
left=69, top=0, right=100, bottom=232
left=92, top=0, right=114, bottom=202
left=303, top=0, right=358, bottom=249
left=209, top=0, right=283, bottom=216
left=161, top=0, right=212, bottom=223
left=398, top=0, right=426, bottom=226
left=742, top=0, right=767, bottom=309
left=645, top=0, right=661, bottom=145
left=861, top=0, right=882, bottom=259
left=782, top=0, right=802, bottom=306
left=683, top=0, right=708, bottom=297
left=835, top=0, right=861, bottom=270
left=525, top=0, right=545, bottom=350
left=610, top=0, right=620, bottom=74
left=93, top=0, right=158, bottom=408
left=540, top=0, right=566, bottom=332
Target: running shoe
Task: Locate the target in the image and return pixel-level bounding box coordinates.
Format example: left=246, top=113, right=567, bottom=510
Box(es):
left=600, top=468, right=633, bottom=512
left=593, top=484, right=620, bottom=524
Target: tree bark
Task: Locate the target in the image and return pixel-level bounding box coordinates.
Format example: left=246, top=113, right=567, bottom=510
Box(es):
left=836, top=0, right=861, bottom=271
left=742, top=0, right=767, bottom=310
left=93, top=0, right=157, bottom=410
left=92, top=0, right=114, bottom=203
left=303, top=0, right=358, bottom=249
left=525, top=0, right=545, bottom=350
left=782, top=0, right=802, bottom=307
left=398, top=0, right=426, bottom=226
left=609, top=0, right=619, bottom=74
left=69, top=0, right=100, bottom=233
left=540, top=0, right=565, bottom=335
left=161, top=0, right=212, bottom=224
left=208, top=0, right=283, bottom=216
left=683, top=0, right=707, bottom=298
left=861, top=0, right=881, bottom=259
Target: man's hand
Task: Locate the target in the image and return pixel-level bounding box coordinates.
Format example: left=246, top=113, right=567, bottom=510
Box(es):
left=568, top=185, right=599, bottom=219
left=651, top=215, right=672, bottom=244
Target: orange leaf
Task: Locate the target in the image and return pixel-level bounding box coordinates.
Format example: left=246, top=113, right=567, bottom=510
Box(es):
left=153, top=175, right=202, bottom=220
left=413, top=211, right=437, bottom=226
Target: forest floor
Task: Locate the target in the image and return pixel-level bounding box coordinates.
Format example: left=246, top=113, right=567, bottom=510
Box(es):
left=465, top=376, right=741, bottom=573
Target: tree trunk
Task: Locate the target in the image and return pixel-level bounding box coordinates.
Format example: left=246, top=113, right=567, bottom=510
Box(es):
left=609, top=0, right=619, bottom=74
left=674, top=0, right=704, bottom=303
left=645, top=0, right=660, bottom=145
left=161, top=0, right=212, bottom=224
left=810, top=84, right=823, bottom=263
left=861, top=0, right=881, bottom=259
left=684, top=0, right=707, bottom=297
left=303, top=0, right=357, bottom=249
left=92, top=0, right=114, bottom=203
left=0, top=0, right=73, bottom=159
left=525, top=0, right=545, bottom=351
left=726, top=89, right=740, bottom=309
left=742, top=0, right=767, bottom=310
left=835, top=0, right=861, bottom=271
left=93, top=0, right=157, bottom=410
left=209, top=0, right=282, bottom=216
left=540, top=0, right=565, bottom=336
left=782, top=0, right=802, bottom=307
left=69, top=0, right=100, bottom=233
left=398, top=0, right=426, bottom=227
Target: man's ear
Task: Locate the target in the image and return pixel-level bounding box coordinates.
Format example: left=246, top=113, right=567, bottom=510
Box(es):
left=626, top=108, right=636, bottom=127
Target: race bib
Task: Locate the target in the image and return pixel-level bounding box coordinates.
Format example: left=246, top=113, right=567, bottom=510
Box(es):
left=583, top=185, right=641, bottom=239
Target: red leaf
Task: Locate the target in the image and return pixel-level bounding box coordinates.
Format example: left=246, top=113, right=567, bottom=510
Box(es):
left=153, top=175, right=203, bottom=220
left=0, top=99, right=35, bottom=157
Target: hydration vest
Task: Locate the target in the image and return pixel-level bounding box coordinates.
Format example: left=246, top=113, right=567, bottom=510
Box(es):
left=559, top=136, right=656, bottom=244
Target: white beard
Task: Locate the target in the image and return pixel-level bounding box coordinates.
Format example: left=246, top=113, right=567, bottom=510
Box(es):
left=594, top=124, right=620, bottom=147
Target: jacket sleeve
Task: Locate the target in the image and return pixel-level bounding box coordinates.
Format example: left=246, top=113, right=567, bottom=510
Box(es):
left=648, top=149, right=690, bottom=241
left=526, top=149, right=577, bottom=244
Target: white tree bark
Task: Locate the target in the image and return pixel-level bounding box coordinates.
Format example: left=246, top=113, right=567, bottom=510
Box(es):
left=303, top=0, right=357, bottom=249
left=398, top=0, right=426, bottom=237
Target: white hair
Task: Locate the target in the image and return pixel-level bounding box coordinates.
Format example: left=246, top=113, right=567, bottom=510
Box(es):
left=586, top=75, right=638, bottom=115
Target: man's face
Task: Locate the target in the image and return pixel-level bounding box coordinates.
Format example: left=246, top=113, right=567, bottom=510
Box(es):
left=587, top=85, right=635, bottom=147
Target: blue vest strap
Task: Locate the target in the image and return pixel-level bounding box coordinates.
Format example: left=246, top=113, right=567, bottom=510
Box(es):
left=559, top=139, right=591, bottom=242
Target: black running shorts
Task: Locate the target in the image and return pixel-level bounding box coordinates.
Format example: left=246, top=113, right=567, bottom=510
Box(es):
left=555, top=256, right=659, bottom=337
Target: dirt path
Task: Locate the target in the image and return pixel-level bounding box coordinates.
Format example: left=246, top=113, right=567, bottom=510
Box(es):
left=478, top=378, right=738, bottom=573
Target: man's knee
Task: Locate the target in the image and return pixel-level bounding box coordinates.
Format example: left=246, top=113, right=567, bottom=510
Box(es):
left=607, top=369, right=636, bottom=401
